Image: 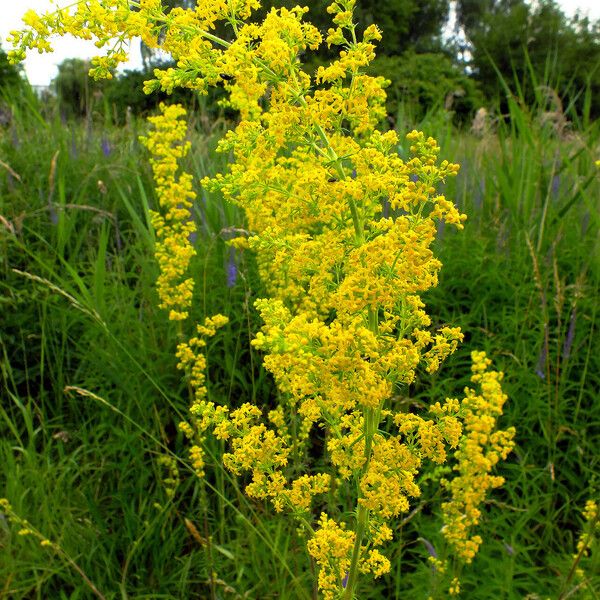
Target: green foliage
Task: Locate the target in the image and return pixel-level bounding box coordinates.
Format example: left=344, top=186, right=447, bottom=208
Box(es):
left=103, top=64, right=205, bottom=124
left=0, top=93, right=278, bottom=598
left=358, top=0, right=448, bottom=54
left=367, top=52, right=483, bottom=123
left=53, top=58, right=106, bottom=118
left=1, top=76, right=599, bottom=597
left=457, top=0, right=600, bottom=119
left=50, top=56, right=232, bottom=125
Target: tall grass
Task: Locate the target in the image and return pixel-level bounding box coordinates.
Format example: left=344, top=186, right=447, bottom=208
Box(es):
left=1, top=83, right=599, bottom=598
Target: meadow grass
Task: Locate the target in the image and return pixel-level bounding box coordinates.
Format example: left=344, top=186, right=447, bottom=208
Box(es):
left=1, top=86, right=599, bottom=598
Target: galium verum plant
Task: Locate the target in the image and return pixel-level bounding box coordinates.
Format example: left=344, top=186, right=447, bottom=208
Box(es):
left=10, top=1, right=515, bottom=596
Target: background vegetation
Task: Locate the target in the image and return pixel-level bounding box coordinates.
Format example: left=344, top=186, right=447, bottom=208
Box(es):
left=3, top=0, right=600, bottom=124
left=1, top=0, right=599, bottom=598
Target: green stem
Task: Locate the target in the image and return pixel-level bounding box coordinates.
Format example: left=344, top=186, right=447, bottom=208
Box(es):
left=343, top=503, right=369, bottom=599
left=343, top=405, right=376, bottom=599
left=342, top=306, right=382, bottom=598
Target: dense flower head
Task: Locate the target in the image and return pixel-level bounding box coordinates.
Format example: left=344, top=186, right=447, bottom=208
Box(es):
left=10, top=2, right=515, bottom=597
left=141, top=103, right=196, bottom=321
left=441, top=351, right=516, bottom=563
left=308, top=513, right=356, bottom=599
left=359, top=434, right=421, bottom=518
left=177, top=314, right=229, bottom=477
left=141, top=105, right=230, bottom=478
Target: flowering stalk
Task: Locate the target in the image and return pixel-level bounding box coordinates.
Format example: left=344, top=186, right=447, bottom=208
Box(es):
left=11, top=1, right=515, bottom=596
left=140, top=103, right=196, bottom=322
left=0, top=499, right=107, bottom=600
left=141, top=102, right=229, bottom=479
left=559, top=499, right=600, bottom=598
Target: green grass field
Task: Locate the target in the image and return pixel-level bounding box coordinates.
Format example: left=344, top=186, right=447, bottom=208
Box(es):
left=1, top=87, right=599, bottom=598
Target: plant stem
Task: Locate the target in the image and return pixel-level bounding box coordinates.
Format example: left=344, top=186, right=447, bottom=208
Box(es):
left=343, top=405, right=376, bottom=599
left=343, top=503, right=369, bottom=599
left=558, top=508, right=600, bottom=600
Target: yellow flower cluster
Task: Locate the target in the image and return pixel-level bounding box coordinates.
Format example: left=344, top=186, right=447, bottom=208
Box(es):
left=177, top=315, right=230, bottom=396
left=307, top=512, right=392, bottom=600
left=141, top=103, right=196, bottom=322
left=307, top=513, right=356, bottom=599
left=448, top=576, right=461, bottom=596
left=359, top=434, right=421, bottom=519
left=156, top=454, right=179, bottom=500
left=139, top=103, right=231, bottom=481
left=0, top=498, right=57, bottom=551
left=177, top=315, right=229, bottom=477
left=9, top=1, right=514, bottom=596
left=185, top=398, right=331, bottom=513
left=572, top=499, right=599, bottom=587
left=139, top=104, right=230, bottom=477
left=441, top=351, right=516, bottom=563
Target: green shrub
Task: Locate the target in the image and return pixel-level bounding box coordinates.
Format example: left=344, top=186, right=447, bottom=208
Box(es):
left=367, top=52, right=484, bottom=123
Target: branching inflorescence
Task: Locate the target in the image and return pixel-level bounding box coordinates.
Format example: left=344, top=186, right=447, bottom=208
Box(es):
left=10, top=1, right=515, bottom=596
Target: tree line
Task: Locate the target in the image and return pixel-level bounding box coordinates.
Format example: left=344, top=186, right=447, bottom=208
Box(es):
left=1, top=0, right=599, bottom=123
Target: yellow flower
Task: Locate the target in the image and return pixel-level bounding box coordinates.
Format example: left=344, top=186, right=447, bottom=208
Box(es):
left=441, top=352, right=515, bottom=563
left=307, top=514, right=355, bottom=600
left=9, top=3, right=514, bottom=596
left=449, top=577, right=461, bottom=596
left=141, top=103, right=196, bottom=321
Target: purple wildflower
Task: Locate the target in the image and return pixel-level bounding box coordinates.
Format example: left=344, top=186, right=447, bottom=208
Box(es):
left=43, top=188, right=59, bottom=225
left=11, top=125, right=19, bottom=149
left=419, top=536, right=437, bottom=558
left=49, top=205, right=59, bottom=225
left=341, top=572, right=349, bottom=588
left=437, top=217, right=446, bottom=240
left=0, top=106, right=11, bottom=127
left=562, top=309, right=576, bottom=361
left=101, top=136, right=111, bottom=157
left=70, top=128, right=78, bottom=159
left=381, top=198, right=390, bottom=218
left=227, top=247, right=238, bottom=287
left=114, top=216, right=123, bottom=253
left=551, top=174, right=560, bottom=200
left=581, top=211, right=590, bottom=237
left=185, top=206, right=197, bottom=245
left=474, top=178, right=485, bottom=210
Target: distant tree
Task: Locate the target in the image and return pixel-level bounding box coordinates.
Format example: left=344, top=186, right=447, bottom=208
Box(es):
left=103, top=63, right=207, bottom=124
left=53, top=58, right=107, bottom=118
left=456, top=0, right=600, bottom=118
left=368, top=51, right=483, bottom=123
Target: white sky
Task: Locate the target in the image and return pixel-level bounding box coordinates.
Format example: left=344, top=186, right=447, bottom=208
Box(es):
left=0, top=0, right=144, bottom=86
left=1, top=0, right=599, bottom=86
